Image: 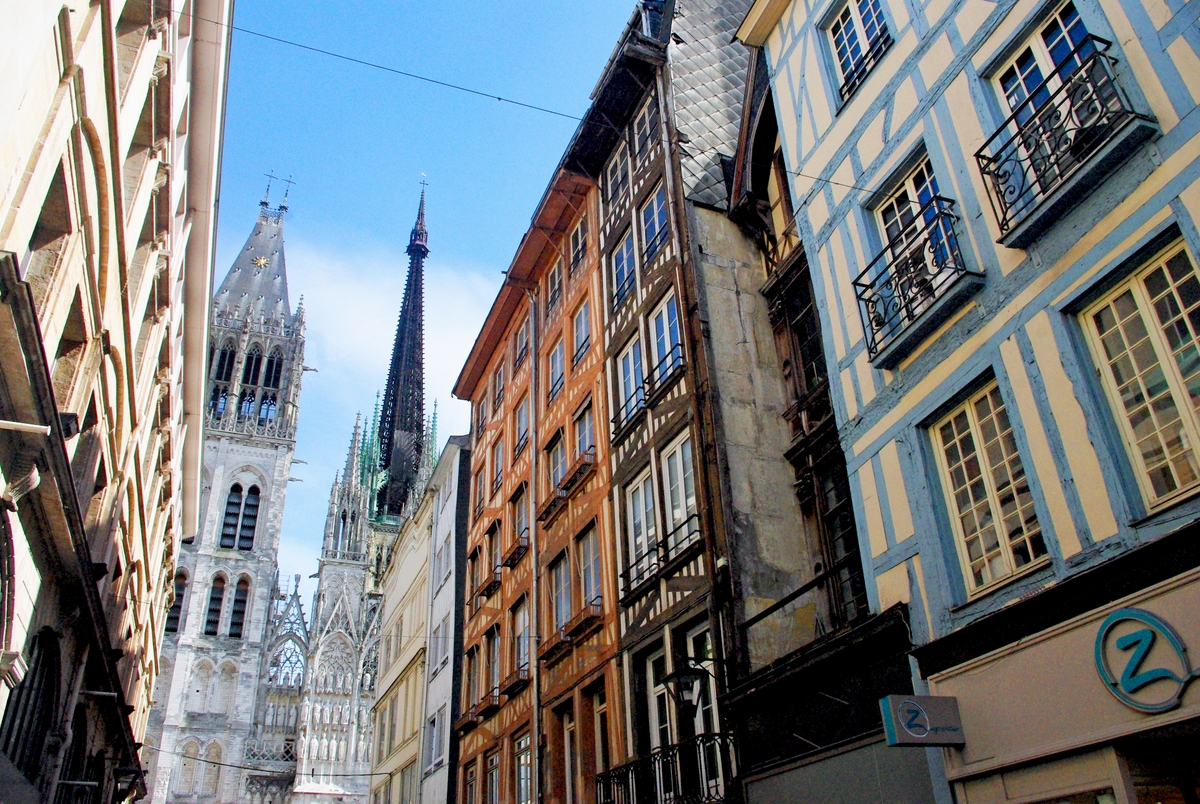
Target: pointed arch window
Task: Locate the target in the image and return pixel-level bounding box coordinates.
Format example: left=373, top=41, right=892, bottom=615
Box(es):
left=213, top=342, right=237, bottom=383
left=263, top=349, right=284, bottom=389
left=208, top=385, right=228, bottom=417
left=166, top=571, right=187, bottom=632
left=228, top=578, right=250, bottom=638
left=238, top=389, right=256, bottom=420
left=177, top=743, right=199, bottom=794
left=204, top=577, right=225, bottom=635
left=201, top=744, right=221, bottom=795
left=258, top=393, right=277, bottom=424
left=190, top=663, right=212, bottom=712
left=242, top=346, right=263, bottom=386
left=220, top=483, right=260, bottom=550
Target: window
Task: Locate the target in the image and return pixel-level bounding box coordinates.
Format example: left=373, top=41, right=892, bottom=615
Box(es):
left=514, top=734, right=532, bottom=804
left=242, top=346, right=262, bottom=386
left=493, top=364, right=505, bottom=408
left=564, top=710, right=578, bottom=804
left=593, top=689, right=611, bottom=773
left=166, top=572, right=187, bottom=632
left=573, top=300, right=590, bottom=365
left=1086, top=243, right=1200, bottom=507
left=177, top=743, right=198, bottom=794
left=650, top=294, right=683, bottom=384
left=548, top=339, right=565, bottom=402
left=830, top=0, right=891, bottom=100
left=513, top=597, right=530, bottom=670
left=388, top=696, right=398, bottom=753
left=474, top=470, right=485, bottom=516
left=515, top=396, right=530, bottom=456
left=492, top=437, right=504, bottom=494
left=464, top=762, right=478, bottom=804
left=213, top=342, right=236, bottom=382
left=578, top=528, right=601, bottom=606
left=647, top=650, right=673, bottom=749
left=263, top=348, right=284, bottom=389
left=661, top=435, right=698, bottom=555
left=934, top=382, right=1046, bottom=591
left=626, top=471, right=657, bottom=589
left=204, top=577, right=225, bottom=635
left=466, top=648, right=479, bottom=707
left=574, top=405, right=594, bottom=457
left=606, top=146, right=630, bottom=204
left=547, top=260, right=563, bottom=313
left=515, top=317, right=530, bottom=368
left=219, top=483, right=259, bottom=550
left=633, top=96, right=661, bottom=161
left=441, top=612, right=452, bottom=665
left=612, top=231, right=636, bottom=306
left=434, top=705, right=447, bottom=764
left=239, top=388, right=256, bottom=418
left=513, top=489, right=529, bottom=542
left=228, top=578, right=250, bottom=638
left=570, top=218, right=588, bottom=273
left=487, top=627, right=501, bottom=691
left=618, top=338, right=646, bottom=424
left=642, top=185, right=669, bottom=260
left=425, top=711, right=439, bottom=769
left=484, top=752, right=500, bottom=804
left=550, top=554, right=571, bottom=632
left=429, top=623, right=442, bottom=671
left=548, top=436, right=566, bottom=489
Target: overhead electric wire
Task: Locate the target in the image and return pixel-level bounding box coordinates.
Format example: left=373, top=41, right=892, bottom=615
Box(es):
left=141, top=743, right=392, bottom=778
left=176, top=9, right=584, bottom=123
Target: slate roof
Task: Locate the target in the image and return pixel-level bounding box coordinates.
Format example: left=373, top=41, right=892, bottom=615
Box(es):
left=667, top=0, right=754, bottom=210
left=213, top=203, right=293, bottom=322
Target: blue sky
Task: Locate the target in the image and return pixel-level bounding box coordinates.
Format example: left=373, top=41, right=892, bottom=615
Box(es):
left=212, top=1, right=635, bottom=598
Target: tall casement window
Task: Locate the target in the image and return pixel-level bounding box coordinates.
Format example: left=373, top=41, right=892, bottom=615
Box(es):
left=238, top=345, right=263, bottom=420
left=548, top=339, right=565, bottom=402
left=219, top=483, right=260, bottom=550
left=204, top=577, right=226, bottom=635
left=487, top=627, right=501, bottom=692
left=573, top=300, right=591, bottom=364
left=626, top=470, right=657, bottom=590
left=617, top=337, right=646, bottom=424
left=547, top=260, right=564, bottom=314
left=564, top=710, right=579, bottom=804
left=661, top=435, right=699, bottom=555
left=570, top=218, right=589, bottom=274
left=513, top=489, right=530, bottom=546
left=574, top=404, right=595, bottom=456
left=650, top=294, right=683, bottom=384
left=515, top=317, right=530, bottom=368
left=466, top=648, right=479, bottom=707
left=612, top=231, right=637, bottom=307
left=514, top=733, right=532, bottom=804
left=492, top=364, right=505, bottom=408
left=999, top=3, right=1091, bottom=116
left=464, top=762, right=478, bottom=804
left=209, top=341, right=236, bottom=416
left=548, top=435, right=567, bottom=489
left=263, top=348, right=284, bottom=388
left=578, top=527, right=601, bottom=606
left=642, top=185, right=669, bottom=261
left=633, top=95, right=661, bottom=162
left=474, top=469, right=485, bottom=517
left=484, top=752, right=501, bottom=804
left=1085, top=243, right=1200, bottom=507
left=934, top=382, right=1046, bottom=591
left=513, top=597, right=530, bottom=670
left=166, top=571, right=187, bottom=632
left=829, top=0, right=891, bottom=100
left=593, top=689, right=611, bottom=773
left=476, top=394, right=489, bottom=433
left=258, top=347, right=284, bottom=423
left=647, top=649, right=673, bottom=749
left=514, top=396, right=530, bottom=456
left=228, top=577, right=250, bottom=638
left=550, top=554, right=571, bottom=632
left=491, top=437, right=504, bottom=494
left=606, top=146, right=630, bottom=205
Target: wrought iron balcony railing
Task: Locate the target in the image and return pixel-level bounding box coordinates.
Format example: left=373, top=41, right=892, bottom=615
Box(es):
left=622, top=541, right=661, bottom=597
left=663, top=513, right=702, bottom=562
left=648, top=345, right=684, bottom=390
left=558, top=447, right=597, bottom=496
left=547, top=373, right=565, bottom=404
left=573, top=336, right=591, bottom=366
left=838, top=30, right=893, bottom=103
left=502, top=529, right=529, bottom=567
left=500, top=664, right=531, bottom=696
left=976, top=36, right=1150, bottom=238
left=565, top=597, right=603, bottom=639
left=614, top=386, right=646, bottom=429
left=643, top=225, right=670, bottom=263
left=852, top=195, right=980, bottom=360
left=596, top=732, right=737, bottom=804
left=614, top=271, right=637, bottom=308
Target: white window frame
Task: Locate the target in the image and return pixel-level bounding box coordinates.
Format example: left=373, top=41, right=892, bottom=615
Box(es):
left=573, top=299, right=591, bottom=364
left=606, top=145, right=630, bottom=206
left=578, top=527, right=601, bottom=606
left=650, top=293, right=683, bottom=385
left=646, top=648, right=673, bottom=750
left=612, top=231, right=637, bottom=306
left=548, top=339, right=565, bottom=402
left=828, top=0, right=890, bottom=91
left=515, top=395, right=530, bottom=455
left=625, top=469, right=657, bottom=590
left=570, top=217, right=589, bottom=273
left=617, top=337, right=646, bottom=424
left=641, top=184, right=669, bottom=260
left=996, top=1, right=1093, bottom=118
left=547, top=259, right=564, bottom=313
left=633, top=95, right=661, bottom=162
left=574, top=404, right=595, bottom=457
left=932, top=381, right=1047, bottom=594
left=660, top=432, right=698, bottom=556
left=550, top=554, right=571, bottom=632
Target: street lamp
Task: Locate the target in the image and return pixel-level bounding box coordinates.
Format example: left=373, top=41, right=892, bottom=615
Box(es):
left=663, top=658, right=716, bottom=708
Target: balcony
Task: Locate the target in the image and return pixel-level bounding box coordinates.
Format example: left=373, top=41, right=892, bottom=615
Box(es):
left=663, top=514, right=702, bottom=564
left=321, top=548, right=366, bottom=563
left=613, top=271, right=637, bottom=308
left=621, top=542, right=661, bottom=601
left=502, top=530, right=530, bottom=567
left=477, top=568, right=502, bottom=600
left=613, top=386, right=646, bottom=435
left=537, top=488, right=568, bottom=526
left=838, top=30, right=893, bottom=104
left=547, top=373, right=565, bottom=404
left=558, top=447, right=597, bottom=496
left=647, top=346, right=684, bottom=401
left=500, top=665, right=531, bottom=697
left=565, top=598, right=603, bottom=639
left=643, top=225, right=670, bottom=263
left=538, top=627, right=572, bottom=667
left=472, top=688, right=501, bottom=720
left=573, top=336, right=591, bottom=366
left=454, top=711, right=478, bottom=735
left=976, top=37, right=1157, bottom=248
left=596, top=732, right=737, bottom=804
left=852, top=196, right=983, bottom=368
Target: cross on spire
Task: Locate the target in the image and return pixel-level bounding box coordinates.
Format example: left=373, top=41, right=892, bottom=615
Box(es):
left=262, top=171, right=281, bottom=207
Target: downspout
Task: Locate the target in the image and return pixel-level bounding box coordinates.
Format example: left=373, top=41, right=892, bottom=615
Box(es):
left=526, top=288, right=542, bottom=804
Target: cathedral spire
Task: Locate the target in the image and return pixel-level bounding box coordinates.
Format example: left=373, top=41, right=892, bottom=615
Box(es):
left=213, top=194, right=293, bottom=322
left=377, top=189, right=428, bottom=516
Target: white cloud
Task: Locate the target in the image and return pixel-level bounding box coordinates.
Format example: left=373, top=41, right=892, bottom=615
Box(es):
left=275, top=237, right=500, bottom=602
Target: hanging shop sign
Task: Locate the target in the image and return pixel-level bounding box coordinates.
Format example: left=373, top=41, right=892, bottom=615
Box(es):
left=1094, top=607, right=1198, bottom=714
left=879, top=694, right=965, bottom=747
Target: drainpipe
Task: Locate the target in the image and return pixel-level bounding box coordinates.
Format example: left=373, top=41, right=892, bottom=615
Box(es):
left=525, top=287, right=543, bottom=804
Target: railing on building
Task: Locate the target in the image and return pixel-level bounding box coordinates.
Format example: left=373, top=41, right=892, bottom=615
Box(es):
left=559, top=447, right=597, bottom=495
left=648, top=345, right=684, bottom=393
left=565, top=597, right=603, bottom=639
left=838, top=30, right=893, bottom=103
left=243, top=740, right=297, bottom=763
left=538, top=627, right=572, bottom=666
left=621, top=513, right=702, bottom=600
left=321, top=548, right=366, bottom=562
left=643, top=225, right=670, bottom=263
left=206, top=410, right=296, bottom=441
left=472, top=688, right=501, bottom=720
left=739, top=553, right=870, bottom=673
left=500, top=665, right=531, bottom=696
left=596, top=732, right=737, bottom=804
left=613, top=386, right=646, bottom=432
left=852, top=195, right=979, bottom=360
left=478, top=567, right=502, bottom=599
left=613, top=271, right=637, bottom=308
left=502, top=529, right=530, bottom=568
left=975, top=36, right=1149, bottom=236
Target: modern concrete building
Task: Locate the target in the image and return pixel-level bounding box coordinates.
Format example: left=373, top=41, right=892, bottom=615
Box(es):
left=0, top=0, right=231, bottom=799
left=734, top=0, right=1200, bottom=798
left=418, top=435, right=471, bottom=804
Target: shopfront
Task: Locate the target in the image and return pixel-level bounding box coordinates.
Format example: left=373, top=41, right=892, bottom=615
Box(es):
left=925, top=566, right=1200, bottom=804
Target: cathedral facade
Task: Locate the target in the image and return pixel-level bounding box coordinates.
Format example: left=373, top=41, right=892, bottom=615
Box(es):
left=146, top=190, right=432, bottom=804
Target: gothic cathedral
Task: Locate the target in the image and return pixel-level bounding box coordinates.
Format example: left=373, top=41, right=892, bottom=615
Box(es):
left=144, top=189, right=432, bottom=804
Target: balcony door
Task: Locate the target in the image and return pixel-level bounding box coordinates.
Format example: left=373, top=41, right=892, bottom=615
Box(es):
left=876, top=158, right=954, bottom=328
left=647, top=649, right=677, bottom=803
